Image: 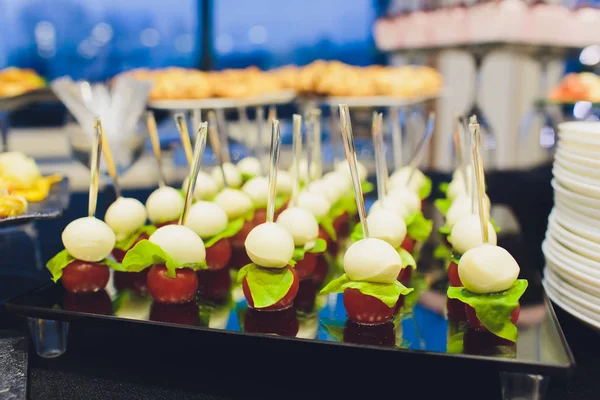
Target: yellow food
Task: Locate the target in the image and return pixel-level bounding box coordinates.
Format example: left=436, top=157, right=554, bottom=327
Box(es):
left=0, top=193, right=28, bottom=218
left=0, top=68, right=46, bottom=98
left=0, top=152, right=61, bottom=202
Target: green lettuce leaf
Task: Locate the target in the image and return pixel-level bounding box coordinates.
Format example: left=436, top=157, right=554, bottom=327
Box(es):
left=329, top=191, right=355, bottom=220
left=447, top=280, right=528, bottom=342
left=320, top=274, right=413, bottom=308
left=433, top=244, right=452, bottom=260
left=419, top=176, right=432, bottom=200
left=122, top=240, right=208, bottom=278
left=402, top=272, right=429, bottom=312
left=350, top=222, right=363, bottom=243
left=490, top=218, right=501, bottom=233
left=450, top=254, right=461, bottom=265
left=405, top=211, right=433, bottom=242
left=275, top=195, right=289, bottom=211
left=361, top=180, right=374, bottom=194
left=439, top=182, right=449, bottom=195
left=204, top=218, right=244, bottom=248
left=241, top=172, right=255, bottom=183
left=114, top=225, right=157, bottom=251
left=439, top=224, right=451, bottom=235
left=435, top=198, right=452, bottom=216
left=398, top=247, right=416, bottom=270
left=319, top=216, right=337, bottom=241
left=46, top=249, right=122, bottom=283
left=236, top=263, right=295, bottom=308
left=447, top=322, right=466, bottom=354
left=292, top=238, right=328, bottom=261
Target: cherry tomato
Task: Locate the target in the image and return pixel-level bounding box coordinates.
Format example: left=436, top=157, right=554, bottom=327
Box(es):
left=197, top=267, right=232, bottom=304
left=149, top=301, right=200, bottom=326
left=205, top=238, right=232, bottom=271
left=343, top=319, right=395, bottom=347
left=229, top=246, right=252, bottom=270
left=446, top=298, right=467, bottom=322
left=230, top=220, right=254, bottom=248
left=393, top=294, right=406, bottom=314
left=343, top=288, right=395, bottom=325
left=401, top=236, right=416, bottom=254
left=61, top=260, right=110, bottom=293
left=242, top=265, right=299, bottom=311
left=146, top=265, right=198, bottom=304
left=294, top=279, right=318, bottom=313
left=294, top=252, right=317, bottom=280
left=397, top=266, right=413, bottom=286
left=333, top=212, right=350, bottom=237
left=243, top=306, right=299, bottom=337
left=463, top=328, right=517, bottom=355
left=155, top=219, right=178, bottom=228
left=113, top=270, right=149, bottom=296
left=311, top=254, right=329, bottom=284
left=447, top=261, right=462, bottom=287
left=318, top=227, right=338, bottom=255
left=465, top=304, right=520, bottom=332
left=63, top=290, right=112, bottom=315
left=112, top=232, right=151, bottom=263
left=252, top=208, right=267, bottom=225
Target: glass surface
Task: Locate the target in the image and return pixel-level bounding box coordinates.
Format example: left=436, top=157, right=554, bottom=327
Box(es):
left=6, top=218, right=574, bottom=376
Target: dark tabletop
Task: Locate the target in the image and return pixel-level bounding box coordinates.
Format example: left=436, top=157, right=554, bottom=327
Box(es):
left=0, top=166, right=598, bottom=400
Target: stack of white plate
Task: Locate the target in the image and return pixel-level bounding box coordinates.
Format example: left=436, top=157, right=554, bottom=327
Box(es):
left=543, top=121, right=600, bottom=330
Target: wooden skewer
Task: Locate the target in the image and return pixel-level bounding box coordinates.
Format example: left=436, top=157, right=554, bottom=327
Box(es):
left=180, top=122, right=208, bottom=226
left=267, top=119, right=282, bottom=223
left=89, top=120, right=103, bottom=217
left=291, top=114, right=302, bottom=207
left=174, top=113, right=193, bottom=166
left=469, top=115, right=489, bottom=243
left=144, top=111, right=167, bottom=188
left=310, top=109, right=323, bottom=179
left=390, top=107, right=403, bottom=171
left=96, top=120, right=121, bottom=198
left=372, top=112, right=386, bottom=207
left=407, top=112, right=435, bottom=185
left=208, top=111, right=229, bottom=188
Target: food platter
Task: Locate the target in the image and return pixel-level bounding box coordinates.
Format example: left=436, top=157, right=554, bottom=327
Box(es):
left=148, top=90, right=297, bottom=110
left=315, top=92, right=443, bottom=108
left=6, top=253, right=574, bottom=376
left=0, top=177, right=70, bottom=226
left=0, top=88, right=57, bottom=112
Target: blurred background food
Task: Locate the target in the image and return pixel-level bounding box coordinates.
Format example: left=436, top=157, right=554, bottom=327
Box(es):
left=549, top=72, right=600, bottom=103
left=0, top=67, right=45, bottom=97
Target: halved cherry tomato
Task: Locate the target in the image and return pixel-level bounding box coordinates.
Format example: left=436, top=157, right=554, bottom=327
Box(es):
left=343, top=319, right=395, bottom=346
left=155, top=219, right=178, bottom=228
left=230, top=246, right=252, bottom=270
left=113, top=270, right=149, bottom=296
left=61, top=260, right=110, bottom=293
left=242, top=265, right=299, bottom=311
left=205, top=238, right=232, bottom=271
left=401, top=236, right=416, bottom=254
left=318, top=227, right=338, bottom=255
left=333, top=212, right=350, bottom=237
left=150, top=301, right=200, bottom=326
left=294, top=252, right=317, bottom=280
left=447, top=261, right=462, bottom=287
left=230, top=220, right=254, bottom=248
left=63, top=290, right=112, bottom=315
left=146, top=265, right=198, bottom=304
left=311, top=254, right=329, bottom=284
left=197, top=267, right=232, bottom=304
left=243, top=306, right=299, bottom=337
left=343, top=288, right=395, bottom=325
left=446, top=298, right=467, bottom=322
left=397, top=266, right=413, bottom=286
left=111, top=232, right=150, bottom=263
left=465, top=304, right=520, bottom=332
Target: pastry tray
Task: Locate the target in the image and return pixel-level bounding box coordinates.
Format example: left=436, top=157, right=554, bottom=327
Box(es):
left=0, top=177, right=70, bottom=227
left=6, top=257, right=574, bottom=377
left=147, top=90, right=297, bottom=110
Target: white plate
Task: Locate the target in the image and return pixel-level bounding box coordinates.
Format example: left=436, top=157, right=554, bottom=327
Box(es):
left=553, top=164, right=600, bottom=199
left=545, top=232, right=600, bottom=278
left=552, top=208, right=600, bottom=243
left=545, top=267, right=600, bottom=310
left=555, top=154, right=600, bottom=181
left=559, top=137, right=600, bottom=152
left=542, top=238, right=600, bottom=283
left=556, top=141, right=600, bottom=160
left=148, top=90, right=297, bottom=110
left=545, top=259, right=600, bottom=297
left=554, top=197, right=600, bottom=225
left=558, top=121, right=600, bottom=143
left=548, top=213, right=600, bottom=261
left=543, top=278, right=600, bottom=330
left=555, top=146, right=600, bottom=170
left=551, top=179, right=600, bottom=210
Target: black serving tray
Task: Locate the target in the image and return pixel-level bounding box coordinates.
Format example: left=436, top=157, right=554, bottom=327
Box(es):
left=0, top=88, right=57, bottom=112
left=6, top=255, right=575, bottom=377
left=0, top=177, right=70, bottom=227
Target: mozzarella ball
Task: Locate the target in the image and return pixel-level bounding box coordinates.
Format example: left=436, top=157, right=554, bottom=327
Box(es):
left=458, top=243, right=519, bottom=294
left=145, top=186, right=185, bottom=224
left=242, top=176, right=269, bottom=208
left=297, top=192, right=331, bottom=221
left=343, top=238, right=402, bottom=284
left=244, top=222, right=295, bottom=268
left=182, top=171, right=219, bottom=201
left=62, top=217, right=116, bottom=262
left=211, top=162, right=242, bottom=189
left=290, top=159, right=319, bottom=183
left=276, top=207, right=319, bottom=246
left=184, top=201, right=228, bottom=239
left=446, top=195, right=491, bottom=229
left=450, top=215, right=497, bottom=255
left=236, top=157, right=262, bottom=179
left=447, top=177, right=468, bottom=200
left=307, top=179, right=340, bottom=204
left=334, top=160, right=368, bottom=182
left=389, top=166, right=425, bottom=193
left=323, top=171, right=352, bottom=194
left=366, top=209, right=407, bottom=249
left=149, top=225, right=206, bottom=265
left=214, top=188, right=254, bottom=220
left=387, top=186, right=421, bottom=213
left=369, top=198, right=409, bottom=218
left=276, top=171, right=293, bottom=196
left=105, top=197, right=147, bottom=240
left=452, top=165, right=473, bottom=182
